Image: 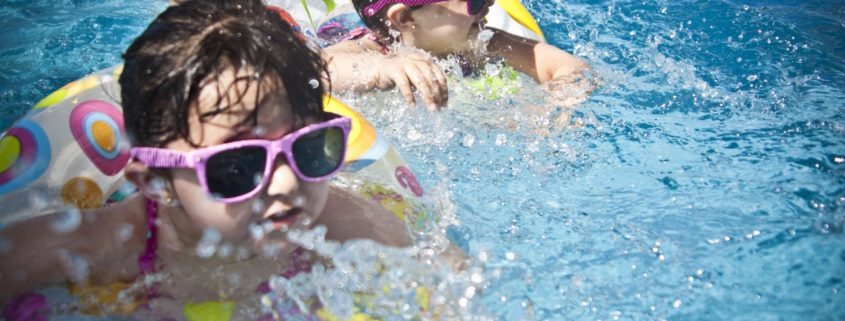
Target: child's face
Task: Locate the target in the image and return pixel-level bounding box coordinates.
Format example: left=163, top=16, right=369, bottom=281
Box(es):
left=163, top=67, right=330, bottom=255
left=407, top=0, right=492, bottom=56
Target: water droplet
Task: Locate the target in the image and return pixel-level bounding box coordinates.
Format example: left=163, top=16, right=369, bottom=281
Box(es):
left=28, top=193, right=49, bottom=211
left=252, top=125, right=267, bottom=136
left=477, top=29, right=494, bottom=42
left=58, top=250, right=89, bottom=282
left=672, top=299, right=682, bottom=308
left=217, top=242, right=233, bottom=258
left=262, top=221, right=275, bottom=233
left=308, top=79, right=320, bottom=89
left=611, top=310, right=622, bottom=320
left=252, top=199, right=266, bottom=215
left=505, top=252, right=516, bottom=260
left=196, top=228, right=222, bottom=258
left=262, top=243, right=280, bottom=257
left=52, top=208, right=82, bottom=234
left=115, top=223, right=134, bottom=242
left=470, top=273, right=483, bottom=283
left=249, top=223, right=265, bottom=241
left=464, top=286, right=476, bottom=298
left=462, top=134, right=475, bottom=147
left=746, top=74, right=758, bottom=82
left=477, top=250, right=489, bottom=262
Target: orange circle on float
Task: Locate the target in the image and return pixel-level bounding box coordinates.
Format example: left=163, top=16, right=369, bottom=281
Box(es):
left=0, top=136, right=21, bottom=173
left=61, top=177, right=104, bottom=209
left=91, top=120, right=117, bottom=153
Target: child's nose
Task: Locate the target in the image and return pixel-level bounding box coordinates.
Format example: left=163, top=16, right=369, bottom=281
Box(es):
left=265, top=155, right=300, bottom=197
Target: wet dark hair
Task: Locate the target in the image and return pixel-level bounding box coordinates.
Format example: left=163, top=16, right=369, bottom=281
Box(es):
left=120, top=0, right=327, bottom=147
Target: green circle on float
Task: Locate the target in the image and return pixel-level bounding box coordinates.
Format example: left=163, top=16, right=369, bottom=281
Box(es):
left=0, top=136, right=21, bottom=172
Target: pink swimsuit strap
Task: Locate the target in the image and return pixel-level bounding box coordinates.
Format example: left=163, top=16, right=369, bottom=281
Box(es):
left=138, top=199, right=158, bottom=274
left=345, top=27, right=389, bottom=54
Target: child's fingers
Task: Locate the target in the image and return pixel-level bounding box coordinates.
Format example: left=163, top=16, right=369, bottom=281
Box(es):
left=414, top=63, right=444, bottom=109
left=430, top=63, right=449, bottom=107
left=412, top=61, right=448, bottom=110
left=405, top=64, right=438, bottom=111
left=392, top=71, right=417, bottom=107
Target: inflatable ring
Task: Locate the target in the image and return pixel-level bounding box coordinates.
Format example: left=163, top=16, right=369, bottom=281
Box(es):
left=269, top=0, right=547, bottom=45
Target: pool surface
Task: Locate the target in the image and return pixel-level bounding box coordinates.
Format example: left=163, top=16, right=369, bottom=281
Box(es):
left=1, top=0, right=844, bottom=320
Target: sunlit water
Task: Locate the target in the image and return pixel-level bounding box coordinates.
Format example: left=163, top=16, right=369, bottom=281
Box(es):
left=1, top=0, right=844, bottom=320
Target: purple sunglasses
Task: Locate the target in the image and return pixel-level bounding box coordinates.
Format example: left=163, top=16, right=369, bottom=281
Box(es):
left=131, top=113, right=351, bottom=204
left=363, top=0, right=487, bottom=17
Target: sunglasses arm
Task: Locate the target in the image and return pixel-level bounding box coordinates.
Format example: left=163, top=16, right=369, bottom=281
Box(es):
left=130, top=148, right=195, bottom=169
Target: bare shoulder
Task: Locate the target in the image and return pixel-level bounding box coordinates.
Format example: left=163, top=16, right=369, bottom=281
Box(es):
left=0, top=195, right=148, bottom=303
left=317, top=186, right=413, bottom=247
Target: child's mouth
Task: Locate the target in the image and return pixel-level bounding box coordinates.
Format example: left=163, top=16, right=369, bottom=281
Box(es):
left=262, top=208, right=302, bottom=231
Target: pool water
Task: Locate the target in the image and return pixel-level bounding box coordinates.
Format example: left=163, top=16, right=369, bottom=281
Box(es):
left=1, top=0, right=844, bottom=320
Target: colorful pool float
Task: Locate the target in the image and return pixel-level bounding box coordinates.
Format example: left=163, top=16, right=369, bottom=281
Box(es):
left=268, top=0, right=545, bottom=43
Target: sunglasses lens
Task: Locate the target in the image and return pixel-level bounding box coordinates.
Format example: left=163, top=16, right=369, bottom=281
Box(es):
left=468, top=0, right=485, bottom=15
left=205, top=146, right=267, bottom=199
left=292, top=126, right=345, bottom=178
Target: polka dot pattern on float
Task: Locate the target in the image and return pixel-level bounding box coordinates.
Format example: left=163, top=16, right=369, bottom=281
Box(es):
left=70, top=100, right=130, bottom=176
left=60, top=177, right=104, bottom=209
left=0, top=120, right=52, bottom=196
left=395, top=165, right=424, bottom=197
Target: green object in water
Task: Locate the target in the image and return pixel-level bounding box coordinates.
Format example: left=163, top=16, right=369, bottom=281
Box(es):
left=183, top=301, right=236, bottom=321
left=465, top=64, right=521, bottom=100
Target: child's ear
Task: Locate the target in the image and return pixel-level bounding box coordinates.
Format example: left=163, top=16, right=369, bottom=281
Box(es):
left=124, top=162, right=177, bottom=205
left=385, top=4, right=415, bottom=31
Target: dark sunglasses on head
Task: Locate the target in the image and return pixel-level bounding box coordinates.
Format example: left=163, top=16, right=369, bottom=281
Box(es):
left=363, top=0, right=487, bottom=17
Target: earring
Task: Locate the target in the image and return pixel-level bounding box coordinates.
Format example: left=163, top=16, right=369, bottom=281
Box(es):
left=161, top=194, right=179, bottom=207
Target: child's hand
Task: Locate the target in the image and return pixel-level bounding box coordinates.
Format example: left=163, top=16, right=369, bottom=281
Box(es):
left=324, top=45, right=448, bottom=111
left=372, top=50, right=448, bottom=111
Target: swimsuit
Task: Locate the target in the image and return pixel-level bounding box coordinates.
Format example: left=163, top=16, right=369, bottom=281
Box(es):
left=2, top=199, right=314, bottom=321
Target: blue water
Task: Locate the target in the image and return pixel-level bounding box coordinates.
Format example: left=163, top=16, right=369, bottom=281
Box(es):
left=1, top=0, right=844, bottom=320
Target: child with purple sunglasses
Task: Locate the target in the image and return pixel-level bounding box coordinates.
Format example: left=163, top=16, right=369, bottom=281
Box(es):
left=0, top=0, right=412, bottom=316
left=327, top=0, right=594, bottom=118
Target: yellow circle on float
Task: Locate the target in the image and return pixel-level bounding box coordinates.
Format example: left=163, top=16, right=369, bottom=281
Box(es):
left=0, top=136, right=21, bottom=173
left=91, top=120, right=117, bottom=152
left=61, top=177, right=104, bottom=209
left=34, top=88, right=68, bottom=109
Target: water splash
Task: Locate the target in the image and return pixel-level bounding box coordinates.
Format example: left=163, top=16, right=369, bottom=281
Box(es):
left=196, top=228, right=222, bottom=258
left=259, top=226, right=496, bottom=321
left=50, top=208, right=81, bottom=234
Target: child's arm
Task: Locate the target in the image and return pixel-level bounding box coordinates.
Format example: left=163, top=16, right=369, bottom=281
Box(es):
left=485, top=27, right=591, bottom=85
left=0, top=200, right=146, bottom=304
left=322, top=40, right=448, bottom=111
